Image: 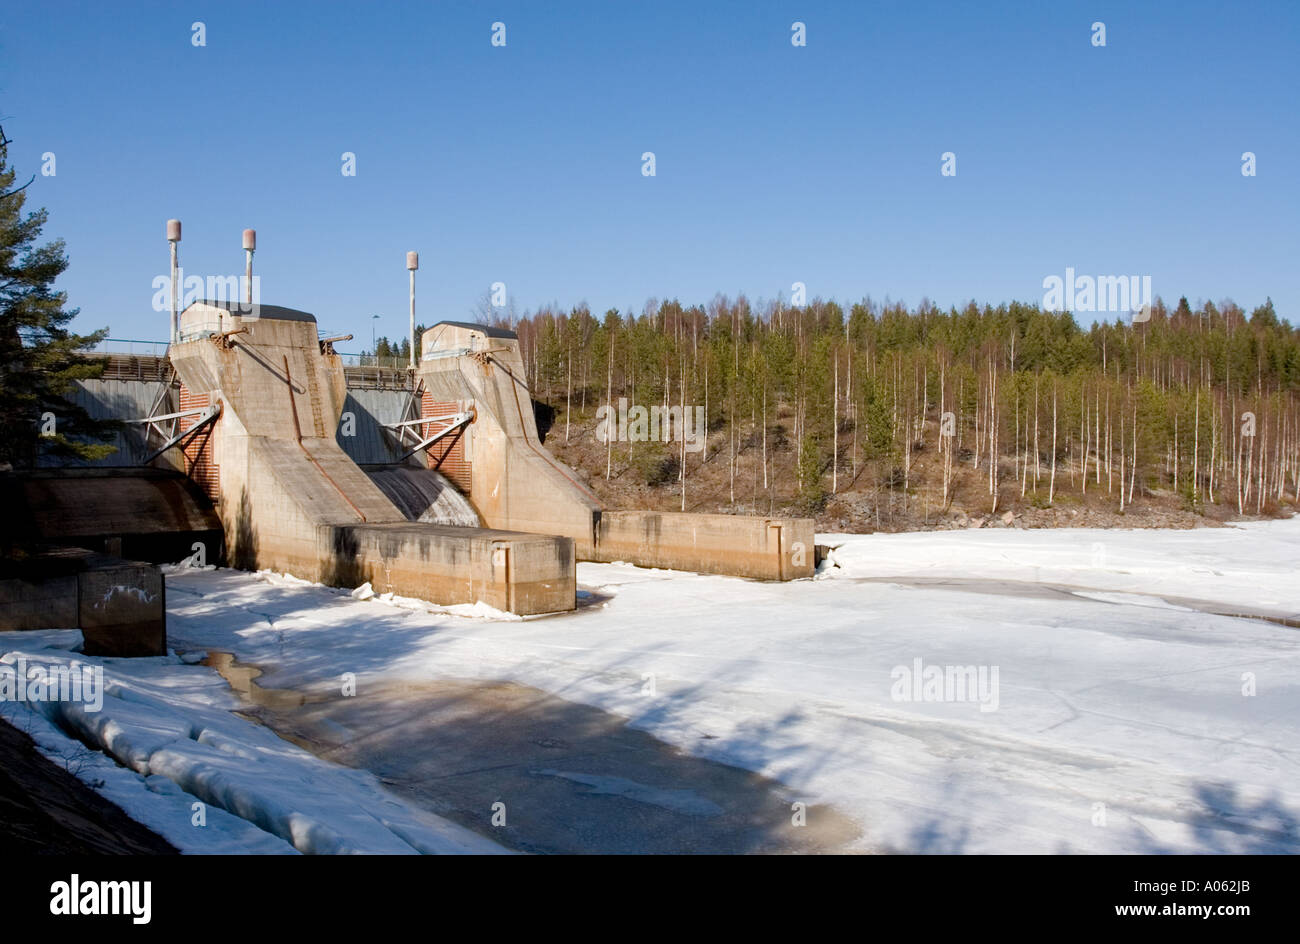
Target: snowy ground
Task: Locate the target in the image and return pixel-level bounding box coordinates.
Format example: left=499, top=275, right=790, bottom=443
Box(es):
left=4, top=520, right=1299, bottom=853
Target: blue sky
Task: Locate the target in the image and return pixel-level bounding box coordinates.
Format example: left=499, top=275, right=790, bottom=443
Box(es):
left=1, top=0, right=1296, bottom=347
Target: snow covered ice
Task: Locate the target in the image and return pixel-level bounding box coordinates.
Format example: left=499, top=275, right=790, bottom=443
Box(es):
left=5, top=521, right=1299, bottom=854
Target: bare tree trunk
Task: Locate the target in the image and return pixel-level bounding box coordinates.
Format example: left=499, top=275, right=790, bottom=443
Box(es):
left=729, top=385, right=735, bottom=506
left=988, top=359, right=999, bottom=513
left=1257, top=409, right=1267, bottom=515
left=680, top=366, right=687, bottom=511
left=1172, top=414, right=1178, bottom=493
left=1208, top=397, right=1218, bottom=505
left=605, top=343, right=613, bottom=480
left=1192, top=392, right=1200, bottom=504
left=1094, top=387, right=1101, bottom=484
left=904, top=403, right=912, bottom=508
left=1246, top=407, right=1255, bottom=511
left=1105, top=388, right=1112, bottom=493
left=850, top=346, right=857, bottom=480
left=1281, top=408, right=1291, bottom=503
left=1081, top=387, right=1089, bottom=496
left=1049, top=381, right=1058, bottom=504
left=1033, top=374, right=1041, bottom=490
left=832, top=350, right=839, bottom=495
left=1119, top=407, right=1126, bottom=512
left=1129, top=403, right=1138, bottom=505
left=1016, top=381, right=1024, bottom=498
left=1237, top=407, right=1245, bottom=515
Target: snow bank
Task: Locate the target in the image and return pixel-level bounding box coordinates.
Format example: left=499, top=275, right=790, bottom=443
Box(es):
left=0, top=639, right=505, bottom=855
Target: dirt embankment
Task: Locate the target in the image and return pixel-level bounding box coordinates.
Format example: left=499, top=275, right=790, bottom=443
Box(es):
left=0, top=717, right=177, bottom=854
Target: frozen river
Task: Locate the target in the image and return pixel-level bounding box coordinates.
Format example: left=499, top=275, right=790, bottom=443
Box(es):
left=4, top=520, right=1298, bottom=853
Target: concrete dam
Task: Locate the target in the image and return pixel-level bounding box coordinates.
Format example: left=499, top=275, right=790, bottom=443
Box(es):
left=12, top=293, right=814, bottom=620
left=417, top=321, right=815, bottom=580
left=164, top=300, right=575, bottom=615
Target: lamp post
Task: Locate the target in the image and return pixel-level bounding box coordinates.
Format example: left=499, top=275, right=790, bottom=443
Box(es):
left=406, top=251, right=418, bottom=370
left=242, top=229, right=256, bottom=308
left=371, top=314, right=381, bottom=362
left=166, top=219, right=181, bottom=344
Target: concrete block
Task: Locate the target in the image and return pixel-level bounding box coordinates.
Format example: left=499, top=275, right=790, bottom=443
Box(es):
left=0, top=548, right=166, bottom=657
left=77, top=562, right=166, bottom=657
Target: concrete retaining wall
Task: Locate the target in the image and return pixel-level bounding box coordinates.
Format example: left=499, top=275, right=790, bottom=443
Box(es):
left=591, top=512, right=816, bottom=580
left=323, top=523, right=575, bottom=615
left=0, top=548, right=166, bottom=657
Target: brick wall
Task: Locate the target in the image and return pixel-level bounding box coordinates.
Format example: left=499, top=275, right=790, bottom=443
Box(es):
left=178, top=385, right=220, bottom=502
left=420, top=390, right=471, bottom=495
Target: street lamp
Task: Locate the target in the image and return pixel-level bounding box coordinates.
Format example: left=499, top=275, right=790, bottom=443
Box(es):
left=371, top=314, right=381, bottom=362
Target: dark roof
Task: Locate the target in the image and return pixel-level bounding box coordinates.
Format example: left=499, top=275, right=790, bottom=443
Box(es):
left=434, top=320, right=517, bottom=340
left=191, top=300, right=317, bottom=323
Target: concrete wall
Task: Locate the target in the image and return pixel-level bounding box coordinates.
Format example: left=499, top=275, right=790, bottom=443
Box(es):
left=0, top=548, right=166, bottom=657
left=592, top=512, right=816, bottom=580
left=77, top=560, right=167, bottom=657
left=0, top=573, right=76, bottom=631
left=322, top=523, right=575, bottom=615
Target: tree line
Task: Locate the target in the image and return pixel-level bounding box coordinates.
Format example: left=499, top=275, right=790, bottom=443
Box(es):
left=495, top=293, right=1297, bottom=517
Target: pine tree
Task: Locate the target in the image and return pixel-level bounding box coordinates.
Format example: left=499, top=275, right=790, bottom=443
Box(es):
left=0, top=135, right=115, bottom=467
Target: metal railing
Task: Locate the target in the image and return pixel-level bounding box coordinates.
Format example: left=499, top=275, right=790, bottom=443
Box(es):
left=87, top=338, right=171, bottom=357
left=86, top=343, right=422, bottom=366
left=79, top=342, right=422, bottom=389
left=94, top=354, right=174, bottom=383
left=342, top=366, right=416, bottom=391
left=335, top=352, right=413, bottom=369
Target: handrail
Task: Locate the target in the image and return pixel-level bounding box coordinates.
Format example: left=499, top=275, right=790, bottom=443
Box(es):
left=86, top=338, right=171, bottom=357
